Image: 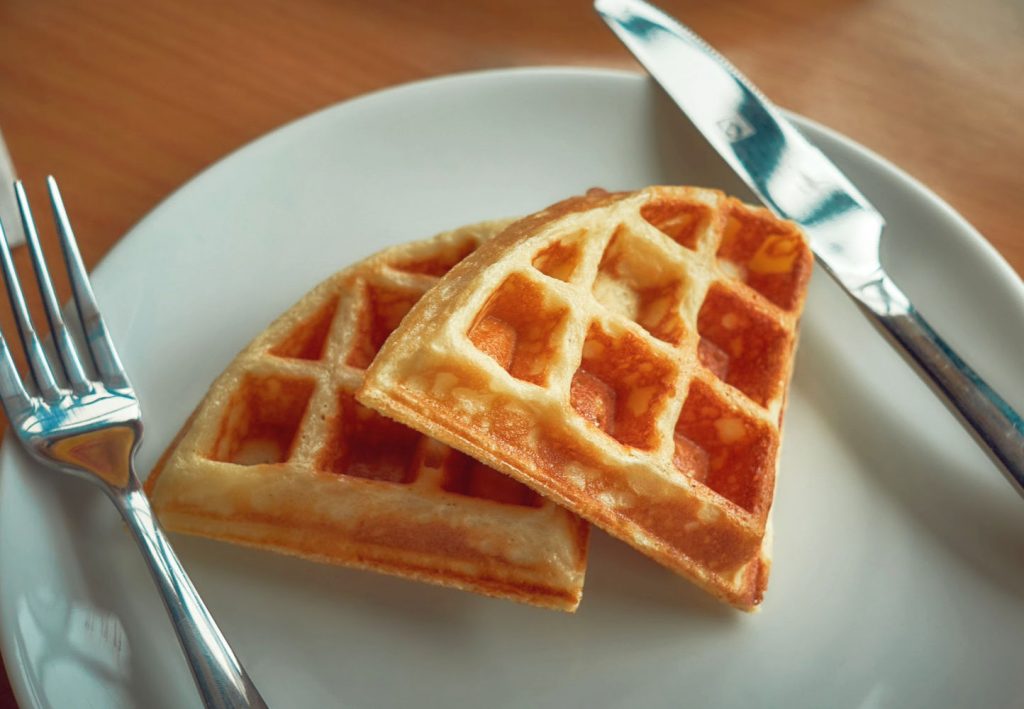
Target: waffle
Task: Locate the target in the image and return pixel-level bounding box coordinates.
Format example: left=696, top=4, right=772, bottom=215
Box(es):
left=358, top=187, right=812, bottom=610
left=145, top=220, right=590, bottom=612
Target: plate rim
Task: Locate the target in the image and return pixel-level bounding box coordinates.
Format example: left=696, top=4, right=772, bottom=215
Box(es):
left=2, top=65, right=1022, bottom=707
left=102, top=66, right=1024, bottom=310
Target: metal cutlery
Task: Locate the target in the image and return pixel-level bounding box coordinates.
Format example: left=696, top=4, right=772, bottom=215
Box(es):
left=596, top=0, right=1024, bottom=497
left=0, top=177, right=268, bottom=708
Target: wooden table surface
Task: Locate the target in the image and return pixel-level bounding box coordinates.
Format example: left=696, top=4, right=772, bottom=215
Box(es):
left=0, top=0, right=1021, bottom=705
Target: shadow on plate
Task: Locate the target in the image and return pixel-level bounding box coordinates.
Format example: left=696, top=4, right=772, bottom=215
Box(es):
left=796, top=313, right=1024, bottom=603
left=582, top=529, right=741, bottom=622
left=170, top=534, right=497, bottom=631
left=175, top=528, right=741, bottom=624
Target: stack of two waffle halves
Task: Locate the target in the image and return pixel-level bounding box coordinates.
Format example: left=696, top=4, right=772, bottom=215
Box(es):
left=146, top=186, right=812, bottom=612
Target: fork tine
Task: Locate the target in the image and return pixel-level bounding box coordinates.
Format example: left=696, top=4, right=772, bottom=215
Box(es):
left=0, top=203, right=61, bottom=401
left=15, top=182, right=91, bottom=395
left=0, top=303, right=31, bottom=414
left=0, top=325, right=32, bottom=418
left=46, top=176, right=129, bottom=389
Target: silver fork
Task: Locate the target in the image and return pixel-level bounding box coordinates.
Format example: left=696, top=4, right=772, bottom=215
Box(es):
left=0, top=177, right=268, bottom=709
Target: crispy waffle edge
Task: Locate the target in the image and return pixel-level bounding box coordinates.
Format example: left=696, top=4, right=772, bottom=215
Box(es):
left=357, top=186, right=813, bottom=611
left=144, top=220, right=590, bottom=612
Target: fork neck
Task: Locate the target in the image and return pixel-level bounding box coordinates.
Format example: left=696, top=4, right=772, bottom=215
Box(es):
left=46, top=423, right=137, bottom=488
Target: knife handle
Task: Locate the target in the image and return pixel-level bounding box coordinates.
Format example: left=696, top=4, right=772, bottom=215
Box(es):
left=868, top=278, right=1024, bottom=497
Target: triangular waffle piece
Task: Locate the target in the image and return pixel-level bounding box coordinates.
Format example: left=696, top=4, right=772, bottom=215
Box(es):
left=145, top=220, right=589, bottom=611
left=358, top=187, right=812, bottom=610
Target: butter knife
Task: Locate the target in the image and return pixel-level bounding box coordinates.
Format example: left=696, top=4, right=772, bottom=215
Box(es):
left=596, top=0, right=1024, bottom=496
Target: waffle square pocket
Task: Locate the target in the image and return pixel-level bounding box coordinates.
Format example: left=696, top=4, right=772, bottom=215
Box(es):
left=358, top=187, right=812, bottom=609
left=146, top=219, right=589, bottom=612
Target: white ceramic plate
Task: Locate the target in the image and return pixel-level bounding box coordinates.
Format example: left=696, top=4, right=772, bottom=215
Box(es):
left=2, top=68, right=1023, bottom=709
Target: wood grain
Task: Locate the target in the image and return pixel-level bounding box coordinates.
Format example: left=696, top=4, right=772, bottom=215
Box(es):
left=0, top=1, right=1021, bottom=705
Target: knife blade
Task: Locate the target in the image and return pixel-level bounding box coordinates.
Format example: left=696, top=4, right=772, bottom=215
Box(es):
left=596, top=0, right=1024, bottom=497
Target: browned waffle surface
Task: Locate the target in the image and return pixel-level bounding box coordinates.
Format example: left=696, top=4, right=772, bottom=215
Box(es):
left=358, top=187, right=812, bottom=610
left=145, top=220, right=590, bottom=611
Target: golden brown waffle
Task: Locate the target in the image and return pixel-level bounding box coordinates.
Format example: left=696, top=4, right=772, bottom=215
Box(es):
left=145, top=220, right=590, bottom=612
left=358, top=187, right=812, bottom=610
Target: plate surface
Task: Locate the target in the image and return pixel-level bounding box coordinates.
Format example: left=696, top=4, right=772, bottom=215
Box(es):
left=2, top=68, right=1023, bottom=709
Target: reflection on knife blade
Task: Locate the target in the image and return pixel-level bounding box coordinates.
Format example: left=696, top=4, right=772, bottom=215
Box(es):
left=596, top=0, right=1024, bottom=497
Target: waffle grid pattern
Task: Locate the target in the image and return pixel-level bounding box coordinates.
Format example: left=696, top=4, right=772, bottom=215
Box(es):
left=359, top=187, right=812, bottom=608
left=464, top=190, right=805, bottom=513
left=204, top=233, right=557, bottom=506
left=146, top=221, right=589, bottom=611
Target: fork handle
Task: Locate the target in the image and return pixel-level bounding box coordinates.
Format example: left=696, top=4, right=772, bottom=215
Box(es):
left=866, top=279, right=1024, bottom=497
left=113, top=484, right=269, bottom=708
